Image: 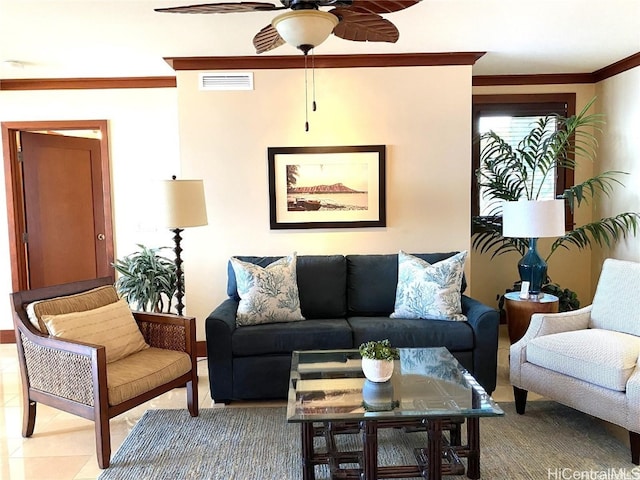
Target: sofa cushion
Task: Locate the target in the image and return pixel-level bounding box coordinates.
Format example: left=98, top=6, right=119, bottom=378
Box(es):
left=228, top=255, right=347, bottom=319
left=346, top=252, right=467, bottom=316
left=107, top=347, right=192, bottom=406
left=42, top=298, right=149, bottom=363
left=232, top=319, right=353, bottom=356
left=348, top=316, right=474, bottom=352
left=231, top=254, right=304, bottom=326
left=390, top=251, right=467, bottom=321
left=527, top=328, right=640, bottom=391
left=26, top=284, right=120, bottom=334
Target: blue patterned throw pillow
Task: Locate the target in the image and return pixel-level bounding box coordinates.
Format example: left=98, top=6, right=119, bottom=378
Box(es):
left=390, top=250, right=467, bottom=321
left=231, top=253, right=305, bottom=326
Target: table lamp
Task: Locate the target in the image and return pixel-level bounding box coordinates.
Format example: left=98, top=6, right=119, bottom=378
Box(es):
left=502, top=200, right=565, bottom=298
left=159, top=177, right=208, bottom=315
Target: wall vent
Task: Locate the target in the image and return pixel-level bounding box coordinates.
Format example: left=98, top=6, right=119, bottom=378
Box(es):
left=199, top=72, right=254, bottom=91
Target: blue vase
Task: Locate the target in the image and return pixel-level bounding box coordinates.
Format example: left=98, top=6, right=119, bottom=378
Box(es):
left=518, top=238, right=547, bottom=296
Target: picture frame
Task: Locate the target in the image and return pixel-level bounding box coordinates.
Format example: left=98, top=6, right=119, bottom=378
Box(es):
left=268, top=145, right=386, bottom=230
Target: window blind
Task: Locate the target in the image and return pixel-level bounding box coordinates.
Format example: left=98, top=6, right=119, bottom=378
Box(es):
left=478, top=115, right=558, bottom=216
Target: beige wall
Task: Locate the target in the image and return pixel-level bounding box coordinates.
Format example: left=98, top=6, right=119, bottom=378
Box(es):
left=470, top=84, right=597, bottom=309
left=0, top=66, right=636, bottom=337
left=176, top=66, right=474, bottom=338
left=592, top=66, right=640, bottom=291
left=470, top=78, right=640, bottom=309
left=0, top=88, right=181, bottom=331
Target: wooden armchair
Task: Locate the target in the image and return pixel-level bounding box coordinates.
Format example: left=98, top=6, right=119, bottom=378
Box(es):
left=11, top=277, right=198, bottom=469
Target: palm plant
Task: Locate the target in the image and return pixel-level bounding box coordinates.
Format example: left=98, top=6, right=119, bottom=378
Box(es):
left=113, top=244, right=177, bottom=313
left=473, top=98, right=639, bottom=309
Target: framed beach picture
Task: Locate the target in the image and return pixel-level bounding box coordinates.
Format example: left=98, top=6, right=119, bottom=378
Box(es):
left=268, top=145, right=386, bottom=230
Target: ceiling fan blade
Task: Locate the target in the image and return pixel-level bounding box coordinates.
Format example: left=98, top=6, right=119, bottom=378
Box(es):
left=347, top=0, right=420, bottom=15
left=331, top=9, right=399, bottom=43
left=253, top=24, right=285, bottom=54
left=155, top=2, right=282, bottom=14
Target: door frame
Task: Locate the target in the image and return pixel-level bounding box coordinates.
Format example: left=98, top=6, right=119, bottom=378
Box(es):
left=1, top=120, right=115, bottom=291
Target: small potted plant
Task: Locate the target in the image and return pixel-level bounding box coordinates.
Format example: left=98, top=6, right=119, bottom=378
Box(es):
left=359, top=339, right=400, bottom=383
left=113, top=244, right=177, bottom=313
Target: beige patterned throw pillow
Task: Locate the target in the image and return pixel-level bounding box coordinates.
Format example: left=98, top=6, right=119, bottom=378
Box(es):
left=390, top=250, right=467, bottom=321
left=231, top=253, right=305, bottom=326
left=42, top=298, right=149, bottom=363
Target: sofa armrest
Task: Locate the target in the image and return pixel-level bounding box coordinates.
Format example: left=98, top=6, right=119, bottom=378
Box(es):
left=461, top=294, right=500, bottom=395
left=510, top=305, right=592, bottom=387
left=205, top=298, right=239, bottom=402
left=519, top=305, right=592, bottom=343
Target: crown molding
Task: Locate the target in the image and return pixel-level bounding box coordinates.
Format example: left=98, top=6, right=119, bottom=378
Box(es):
left=0, top=52, right=637, bottom=91
left=592, top=52, right=640, bottom=82
left=472, top=73, right=594, bottom=87
left=473, top=51, right=640, bottom=86
left=0, top=76, right=176, bottom=91
left=165, top=52, right=486, bottom=71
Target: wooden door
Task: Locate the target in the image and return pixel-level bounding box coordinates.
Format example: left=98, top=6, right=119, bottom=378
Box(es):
left=19, top=131, right=111, bottom=288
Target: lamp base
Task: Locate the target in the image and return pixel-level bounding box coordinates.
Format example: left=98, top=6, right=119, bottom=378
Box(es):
left=518, top=238, right=547, bottom=297
left=172, top=228, right=184, bottom=316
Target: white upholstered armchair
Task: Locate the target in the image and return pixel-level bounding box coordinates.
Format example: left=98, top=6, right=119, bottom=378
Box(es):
left=510, top=258, right=640, bottom=464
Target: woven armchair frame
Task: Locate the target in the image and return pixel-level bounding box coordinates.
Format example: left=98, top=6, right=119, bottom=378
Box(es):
left=12, top=277, right=199, bottom=469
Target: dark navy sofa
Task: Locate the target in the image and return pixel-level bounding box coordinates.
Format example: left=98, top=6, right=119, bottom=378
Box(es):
left=205, top=253, right=500, bottom=403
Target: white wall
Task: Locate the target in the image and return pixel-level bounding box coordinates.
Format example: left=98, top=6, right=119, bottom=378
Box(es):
left=0, top=88, right=181, bottom=330
left=176, top=66, right=474, bottom=338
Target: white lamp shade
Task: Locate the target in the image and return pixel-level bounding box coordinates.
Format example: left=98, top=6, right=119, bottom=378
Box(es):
left=502, top=200, right=565, bottom=238
left=272, top=10, right=338, bottom=50
left=159, top=179, right=208, bottom=229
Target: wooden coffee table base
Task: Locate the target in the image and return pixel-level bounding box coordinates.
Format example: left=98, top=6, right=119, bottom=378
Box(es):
left=300, top=416, right=481, bottom=480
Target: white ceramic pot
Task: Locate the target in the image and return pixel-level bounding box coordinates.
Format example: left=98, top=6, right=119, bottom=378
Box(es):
left=361, top=357, right=394, bottom=383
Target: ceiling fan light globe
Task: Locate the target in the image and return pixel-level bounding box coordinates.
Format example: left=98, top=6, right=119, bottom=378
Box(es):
left=272, top=10, right=338, bottom=51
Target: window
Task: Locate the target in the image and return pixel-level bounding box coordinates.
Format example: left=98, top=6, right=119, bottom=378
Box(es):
left=471, top=94, right=576, bottom=231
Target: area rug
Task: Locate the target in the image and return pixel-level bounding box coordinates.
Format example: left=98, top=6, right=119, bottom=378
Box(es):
left=99, top=402, right=633, bottom=480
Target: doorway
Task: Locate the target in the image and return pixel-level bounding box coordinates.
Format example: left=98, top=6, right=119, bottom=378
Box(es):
left=1, top=120, right=114, bottom=291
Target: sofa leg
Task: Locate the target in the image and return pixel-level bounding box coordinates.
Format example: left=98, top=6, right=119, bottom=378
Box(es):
left=630, top=431, right=640, bottom=465
left=513, top=387, right=527, bottom=414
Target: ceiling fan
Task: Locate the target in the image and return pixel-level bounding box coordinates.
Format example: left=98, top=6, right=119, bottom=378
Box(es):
left=155, top=0, right=421, bottom=54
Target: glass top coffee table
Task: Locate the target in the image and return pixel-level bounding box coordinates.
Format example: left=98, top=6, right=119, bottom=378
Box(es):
left=286, top=347, right=503, bottom=480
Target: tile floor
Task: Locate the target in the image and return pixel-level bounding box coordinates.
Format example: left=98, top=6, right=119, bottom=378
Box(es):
left=0, top=326, right=620, bottom=479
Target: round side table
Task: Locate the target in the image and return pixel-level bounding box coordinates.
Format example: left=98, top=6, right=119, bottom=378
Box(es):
left=504, top=292, right=559, bottom=344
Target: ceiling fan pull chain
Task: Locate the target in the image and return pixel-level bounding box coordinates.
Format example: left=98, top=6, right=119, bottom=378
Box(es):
left=304, top=53, right=309, bottom=132
left=312, top=49, right=317, bottom=112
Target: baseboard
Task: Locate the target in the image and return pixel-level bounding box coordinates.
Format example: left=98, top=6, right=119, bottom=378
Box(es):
left=0, top=329, right=15, bottom=344
left=196, top=340, right=207, bottom=358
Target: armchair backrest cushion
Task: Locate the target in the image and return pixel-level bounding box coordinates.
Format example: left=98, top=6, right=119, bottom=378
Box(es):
left=590, top=258, right=640, bottom=336
left=26, top=284, right=120, bottom=334
left=42, top=298, right=149, bottom=363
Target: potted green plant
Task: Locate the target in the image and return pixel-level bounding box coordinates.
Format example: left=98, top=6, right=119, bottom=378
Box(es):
left=473, top=97, right=639, bottom=310
left=359, top=339, right=400, bottom=383
left=113, top=244, right=177, bottom=313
